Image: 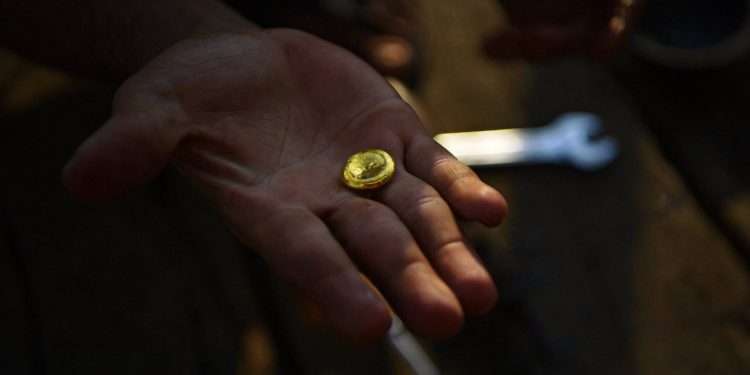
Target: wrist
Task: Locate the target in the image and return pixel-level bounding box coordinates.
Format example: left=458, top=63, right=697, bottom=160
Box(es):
left=0, top=0, right=260, bottom=83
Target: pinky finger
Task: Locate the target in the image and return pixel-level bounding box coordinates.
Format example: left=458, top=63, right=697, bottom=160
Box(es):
left=224, top=200, right=392, bottom=341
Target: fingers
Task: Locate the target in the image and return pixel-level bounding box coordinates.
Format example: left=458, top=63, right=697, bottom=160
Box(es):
left=377, top=173, right=497, bottom=315
left=405, top=134, right=507, bottom=227
left=226, top=198, right=392, bottom=341
left=326, top=196, right=464, bottom=339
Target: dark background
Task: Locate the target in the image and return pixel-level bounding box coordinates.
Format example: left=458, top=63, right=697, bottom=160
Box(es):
left=1, top=1, right=749, bottom=373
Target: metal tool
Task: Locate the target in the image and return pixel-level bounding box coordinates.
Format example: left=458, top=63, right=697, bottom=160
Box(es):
left=387, top=316, right=441, bottom=375
left=433, top=112, right=619, bottom=171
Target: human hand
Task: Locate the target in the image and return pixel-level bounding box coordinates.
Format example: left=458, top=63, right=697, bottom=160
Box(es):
left=63, top=28, right=507, bottom=340
left=485, top=0, right=643, bottom=62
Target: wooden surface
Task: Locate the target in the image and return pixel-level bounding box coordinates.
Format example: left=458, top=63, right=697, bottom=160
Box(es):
left=417, top=2, right=750, bottom=372
left=2, top=1, right=750, bottom=374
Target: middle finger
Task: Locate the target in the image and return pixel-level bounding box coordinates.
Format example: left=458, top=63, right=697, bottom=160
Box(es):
left=325, top=195, right=463, bottom=339
left=376, top=172, right=497, bottom=314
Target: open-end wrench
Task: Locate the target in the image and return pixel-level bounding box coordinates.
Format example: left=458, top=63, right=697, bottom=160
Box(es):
left=433, top=113, right=619, bottom=171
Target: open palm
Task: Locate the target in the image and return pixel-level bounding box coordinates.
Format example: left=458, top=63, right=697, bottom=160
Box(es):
left=64, top=29, right=507, bottom=340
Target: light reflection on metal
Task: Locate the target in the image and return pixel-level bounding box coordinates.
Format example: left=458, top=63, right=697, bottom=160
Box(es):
left=434, top=128, right=526, bottom=166
left=387, top=316, right=441, bottom=375
left=434, top=113, right=619, bottom=171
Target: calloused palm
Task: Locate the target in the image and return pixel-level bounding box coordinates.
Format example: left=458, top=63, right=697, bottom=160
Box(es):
left=64, top=29, right=507, bottom=340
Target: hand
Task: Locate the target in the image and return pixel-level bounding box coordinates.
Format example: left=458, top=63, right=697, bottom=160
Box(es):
left=485, top=0, right=643, bottom=62
left=63, top=28, right=507, bottom=340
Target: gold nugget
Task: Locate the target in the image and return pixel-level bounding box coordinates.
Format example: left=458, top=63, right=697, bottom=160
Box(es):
left=341, top=149, right=395, bottom=190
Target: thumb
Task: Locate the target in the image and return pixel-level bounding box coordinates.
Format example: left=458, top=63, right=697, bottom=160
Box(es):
left=63, top=112, right=182, bottom=201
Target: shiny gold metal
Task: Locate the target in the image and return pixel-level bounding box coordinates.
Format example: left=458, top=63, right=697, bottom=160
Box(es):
left=341, top=149, right=395, bottom=190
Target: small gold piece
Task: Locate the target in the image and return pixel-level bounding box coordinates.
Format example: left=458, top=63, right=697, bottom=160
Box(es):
left=341, top=149, right=395, bottom=190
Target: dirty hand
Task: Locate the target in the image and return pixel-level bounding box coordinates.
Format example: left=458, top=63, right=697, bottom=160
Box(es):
left=63, top=28, right=507, bottom=340
left=485, top=0, right=643, bottom=62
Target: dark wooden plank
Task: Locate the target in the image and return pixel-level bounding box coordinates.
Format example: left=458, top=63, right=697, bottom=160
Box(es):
left=416, top=1, right=750, bottom=374
left=613, top=52, right=750, bottom=256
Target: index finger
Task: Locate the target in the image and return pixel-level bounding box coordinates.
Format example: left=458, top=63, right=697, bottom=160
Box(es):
left=404, top=133, right=507, bottom=227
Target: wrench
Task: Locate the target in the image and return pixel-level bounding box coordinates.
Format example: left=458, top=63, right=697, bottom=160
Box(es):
left=433, top=113, right=619, bottom=171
